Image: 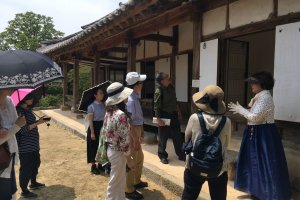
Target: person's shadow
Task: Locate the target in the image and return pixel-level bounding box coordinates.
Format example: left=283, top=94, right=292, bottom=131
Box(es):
left=18, top=184, right=76, bottom=200
left=142, top=188, right=168, bottom=200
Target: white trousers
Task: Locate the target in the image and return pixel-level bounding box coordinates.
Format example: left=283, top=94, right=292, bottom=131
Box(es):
left=106, top=147, right=127, bottom=200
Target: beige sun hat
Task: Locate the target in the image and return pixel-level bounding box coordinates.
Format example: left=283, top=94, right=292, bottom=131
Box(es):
left=105, top=82, right=133, bottom=106
left=192, top=85, right=226, bottom=115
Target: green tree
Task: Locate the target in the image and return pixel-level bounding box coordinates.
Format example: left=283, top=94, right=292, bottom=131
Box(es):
left=0, top=11, right=64, bottom=50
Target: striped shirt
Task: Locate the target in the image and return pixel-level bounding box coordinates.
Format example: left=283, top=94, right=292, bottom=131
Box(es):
left=16, top=107, right=40, bottom=153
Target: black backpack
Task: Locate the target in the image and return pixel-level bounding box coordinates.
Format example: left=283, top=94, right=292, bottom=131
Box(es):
left=184, top=111, right=226, bottom=178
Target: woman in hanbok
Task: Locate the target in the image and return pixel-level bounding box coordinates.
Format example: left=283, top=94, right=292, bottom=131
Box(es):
left=229, top=71, right=291, bottom=200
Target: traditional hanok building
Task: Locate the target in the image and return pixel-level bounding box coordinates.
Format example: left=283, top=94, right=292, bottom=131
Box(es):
left=38, top=0, right=300, bottom=182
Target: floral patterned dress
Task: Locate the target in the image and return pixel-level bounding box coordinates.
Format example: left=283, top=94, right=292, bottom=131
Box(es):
left=101, top=107, right=130, bottom=153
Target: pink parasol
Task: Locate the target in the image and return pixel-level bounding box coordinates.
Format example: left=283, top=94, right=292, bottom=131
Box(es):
left=11, top=88, right=35, bottom=107
left=10, top=87, right=43, bottom=107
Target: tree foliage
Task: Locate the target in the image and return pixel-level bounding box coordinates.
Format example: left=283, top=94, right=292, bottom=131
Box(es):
left=0, top=11, right=64, bottom=50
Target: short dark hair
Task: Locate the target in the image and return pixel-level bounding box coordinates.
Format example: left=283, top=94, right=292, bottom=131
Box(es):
left=155, top=72, right=168, bottom=84
left=249, top=71, right=274, bottom=90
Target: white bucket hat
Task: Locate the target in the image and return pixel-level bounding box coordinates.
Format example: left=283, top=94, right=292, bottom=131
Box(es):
left=126, top=72, right=147, bottom=86
left=105, top=82, right=133, bottom=106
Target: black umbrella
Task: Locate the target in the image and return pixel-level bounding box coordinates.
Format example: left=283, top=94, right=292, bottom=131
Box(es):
left=0, top=50, right=63, bottom=89
left=78, top=81, right=111, bottom=112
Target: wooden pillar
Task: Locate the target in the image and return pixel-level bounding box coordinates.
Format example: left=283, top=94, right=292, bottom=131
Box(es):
left=91, top=67, right=95, bottom=86
left=272, top=0, right=278, bottom=18
left=94, top=53, right=100, bottom=85
left=99, top=67, right=105, bottom=83
left=62, top=63, right=68, bottom=106
left=170, top=26, right=179, bottom=86
left=191, top=15, right=202, bottom=113
left=105, top=66, right=109, bottom=81
left=226, top=0, right=230, bottom=30
left=72, top=60, right=79, bottom=112
left=127, top=40, right=138, bottom=72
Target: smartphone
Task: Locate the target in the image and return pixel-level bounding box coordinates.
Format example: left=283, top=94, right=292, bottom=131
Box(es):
left=43, top=117, right=51, bottom=121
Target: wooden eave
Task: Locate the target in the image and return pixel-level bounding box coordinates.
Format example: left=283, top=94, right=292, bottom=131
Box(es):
left=47, top=0, right=200, bottom=58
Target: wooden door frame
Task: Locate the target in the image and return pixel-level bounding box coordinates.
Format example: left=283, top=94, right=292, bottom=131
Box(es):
left=219, top=39, right=249, bottom=106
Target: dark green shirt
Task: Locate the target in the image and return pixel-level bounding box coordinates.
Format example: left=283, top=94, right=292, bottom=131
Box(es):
left=154, top=84, right=177, bottom=117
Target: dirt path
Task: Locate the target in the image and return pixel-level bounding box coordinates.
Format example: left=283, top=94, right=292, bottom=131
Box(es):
left=15, top=123, right=180, bottom=200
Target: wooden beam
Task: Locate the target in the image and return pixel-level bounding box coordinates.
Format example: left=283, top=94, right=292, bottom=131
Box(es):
left=191, top=15, right=202, bottom=113
left=127, top=39, right=138, bottom=72
left=100, top=55, right=127, bottom=63
left=62, top=63, right=68, bottom=106
left=106, top=47, right=128, bottom=53
left=170, top=26, right=178, bottom=86
left=136, top=53, right=171, bottom=62
left=140, top=34, right=174, bottom=45
left=72, top=56, right=123, bottom=65
left=131, top=2, right=197, bottom=39
left=72, top=61, right=79, bottom=112
left=94, top=53, right=100, bottom=85
left=272, top=0, right=278, bottom=18
left=226, top=0, right=230, bottom=30
left=94, top=2, right=196, bottom=51
left=91, top=66, right=95, bottom=86
left=99, top=68, right=105, bottom=83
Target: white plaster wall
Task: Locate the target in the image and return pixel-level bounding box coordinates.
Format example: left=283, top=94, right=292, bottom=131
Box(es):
left=273, top=22, right=300, bottom=122
left=229, top=0, right=273, bottom=29
left=159, top=28, right=173, bottom=56
left=159, top=42, right=172, bottom=56
left=203, top=6, right=227, bottom=36
left=136, top=40, right=144, bottom=60
left=178, top=21, right=193, bottom=51
left=159, top=27, right=172, bottom=36
left=278, top=0, right=300, bottom=16
left=199, top=39, right=219, bottom=91
left=145, top=41, right=158, bottom=58
left=155, top=58, right=170, bottom=75
left=175, top=54, right=188, bottom=102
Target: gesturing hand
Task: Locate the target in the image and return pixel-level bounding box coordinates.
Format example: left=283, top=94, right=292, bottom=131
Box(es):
left=228, top=101, right=243, bottom=114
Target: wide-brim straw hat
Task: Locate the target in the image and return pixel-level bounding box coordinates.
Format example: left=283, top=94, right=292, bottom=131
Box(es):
left=105, top=82, right=133, bottom=106
left=192, top=85, right=226, bottom=115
